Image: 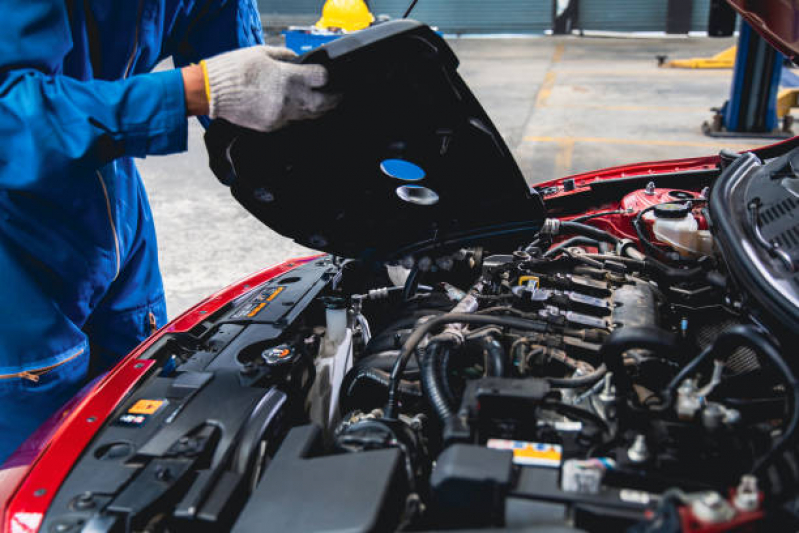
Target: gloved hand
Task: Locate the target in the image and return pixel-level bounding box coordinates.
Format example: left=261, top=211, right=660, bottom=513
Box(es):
left=202, top=45, right=338, bottom=132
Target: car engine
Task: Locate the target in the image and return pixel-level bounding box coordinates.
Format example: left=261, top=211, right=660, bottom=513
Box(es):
left=37, top=153, right=798, bottom=533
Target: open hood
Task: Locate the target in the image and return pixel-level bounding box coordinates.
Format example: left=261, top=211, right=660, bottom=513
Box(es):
left=205, top=20, right=544, bottom=262
left=727, top=0, right=799, bottom=61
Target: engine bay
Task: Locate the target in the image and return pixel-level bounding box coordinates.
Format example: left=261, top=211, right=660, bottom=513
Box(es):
left=36, top=146, right=799, bottom=533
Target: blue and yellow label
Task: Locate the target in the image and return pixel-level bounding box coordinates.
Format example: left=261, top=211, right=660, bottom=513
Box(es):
left=487, top=439, right=563, bottom=467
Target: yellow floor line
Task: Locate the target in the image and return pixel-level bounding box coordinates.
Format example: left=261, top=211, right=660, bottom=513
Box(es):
left=551, top=43, right=565, bottom=63
left=553, top=68, right=732, bottom=77
left=524, top=135, right=764, bottom=150
left=534, top=45, right=565, bottom=108
left=554, top=139, right=575, bottom=175
left=535, top=71, right=557, bottom=107
left=544, top=103, right=709, bottom=113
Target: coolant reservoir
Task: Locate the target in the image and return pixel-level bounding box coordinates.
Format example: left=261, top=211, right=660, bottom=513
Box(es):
left=649, top=203, right=713, bottom=257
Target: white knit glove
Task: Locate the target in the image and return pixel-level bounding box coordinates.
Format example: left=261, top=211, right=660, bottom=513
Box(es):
left=203, top=45, right=337, bottom=132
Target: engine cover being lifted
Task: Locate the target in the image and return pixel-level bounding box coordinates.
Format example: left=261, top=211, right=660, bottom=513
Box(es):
left=205, top=20, right=544, bottom=262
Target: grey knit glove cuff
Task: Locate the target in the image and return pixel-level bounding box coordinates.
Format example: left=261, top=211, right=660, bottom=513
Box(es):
left=204, top=45, right=337, bottom=132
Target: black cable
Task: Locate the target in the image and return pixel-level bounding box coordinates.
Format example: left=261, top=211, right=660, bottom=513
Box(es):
left=384, top=314, right=549, bottom=418
left=403, top=0, right=420, bottom=18
left=571, top=210, right=626, bottom=223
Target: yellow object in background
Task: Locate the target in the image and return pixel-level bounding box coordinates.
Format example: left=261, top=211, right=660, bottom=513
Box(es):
left=778, top=88, right=799, bottom=118
left=316, top=0, right=374, bottom=32
left=664, top=45, right=737, bottom=69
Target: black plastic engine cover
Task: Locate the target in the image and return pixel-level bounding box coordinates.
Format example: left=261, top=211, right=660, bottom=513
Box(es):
left=205, top=20, right=544, bottom=262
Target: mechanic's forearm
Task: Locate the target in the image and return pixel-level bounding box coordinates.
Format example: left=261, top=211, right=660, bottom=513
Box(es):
left=181, top=64, right=210, bottom=116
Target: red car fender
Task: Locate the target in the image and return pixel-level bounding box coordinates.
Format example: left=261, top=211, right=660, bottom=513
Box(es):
left=0, top=256, right=320, bottom=533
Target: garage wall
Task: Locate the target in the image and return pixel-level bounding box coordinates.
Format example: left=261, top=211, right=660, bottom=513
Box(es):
left=258, top=0, right=712, bottom=34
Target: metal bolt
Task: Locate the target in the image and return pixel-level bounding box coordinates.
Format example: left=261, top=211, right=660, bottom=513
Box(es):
left=134, top=362, right=144, bottom=369
left=74, top=491, right=95, bottom=510
left=155, top=465, right=172, bottom=481
left=513, top=250, right=531, bottom=262
left=598, top=373, right=615, bottom=403
left=733, top=475, right=760, bottom=512
left=691, top=491, right=736, bottom=523
left=645, top=181, right=656, bottom=195
left=627, top=434, right=650, bottom=463
left=33, top=488, right=47, bottom=497
left=86, top=416, right=97, bottom=423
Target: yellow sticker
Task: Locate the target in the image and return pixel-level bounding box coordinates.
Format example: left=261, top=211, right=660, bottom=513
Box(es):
left=518, top=275, right=540, bottom=287
left=487, top=439, right=562, bottom=467
left=128, top=399, right=165, bottom=415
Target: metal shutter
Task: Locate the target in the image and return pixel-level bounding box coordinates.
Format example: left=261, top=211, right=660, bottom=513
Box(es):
left=258, top=0, right=552, bottom=34
left=580, top=0, right=709, bottom=32
left=691, top=0, right=710, bottom=32
left=579, top=0, right=668, bottom=31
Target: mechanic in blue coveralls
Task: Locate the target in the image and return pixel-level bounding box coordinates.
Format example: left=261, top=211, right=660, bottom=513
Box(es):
left=0, top=0, right=336, bottom=462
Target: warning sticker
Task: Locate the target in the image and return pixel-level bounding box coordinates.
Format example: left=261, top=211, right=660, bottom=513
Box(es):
left=128, top=399, right=165, bottom=415
left=116, top=413, right=150, bottom=427
left=234, top=286, right=285, bottom=318
left=487, top=439, right=563, bottom=468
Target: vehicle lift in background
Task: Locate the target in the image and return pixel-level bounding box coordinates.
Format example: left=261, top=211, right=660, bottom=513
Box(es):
left=703, top=21, right=794, bottom=138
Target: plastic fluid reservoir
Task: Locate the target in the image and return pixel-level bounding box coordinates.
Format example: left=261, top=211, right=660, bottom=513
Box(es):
left=648, top=203, right=713, bottom=257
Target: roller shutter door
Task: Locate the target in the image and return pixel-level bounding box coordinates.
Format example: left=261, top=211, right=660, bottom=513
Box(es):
left=580, top=0, right=711, bottom=32
left=258, top=0, right=552, bottom=34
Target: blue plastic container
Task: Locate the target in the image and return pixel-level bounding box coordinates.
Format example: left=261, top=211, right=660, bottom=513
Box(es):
left=284, top=29, right=343, bottom=54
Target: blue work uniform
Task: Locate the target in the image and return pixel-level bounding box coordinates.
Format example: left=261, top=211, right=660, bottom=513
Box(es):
left=0, top=0, right=263, bottom=463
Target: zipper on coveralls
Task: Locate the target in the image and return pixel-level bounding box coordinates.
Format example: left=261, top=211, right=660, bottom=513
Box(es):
left=0, top=349, right=85, bottom=383
left=94, top=0, right=144, bottom=281
left=96, top=170, right=122, bottom=280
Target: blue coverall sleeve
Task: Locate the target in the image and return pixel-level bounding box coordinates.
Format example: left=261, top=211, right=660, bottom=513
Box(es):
left=165, top=0, right=265, bottom=68
left=0, top=1, right=188, bottom=193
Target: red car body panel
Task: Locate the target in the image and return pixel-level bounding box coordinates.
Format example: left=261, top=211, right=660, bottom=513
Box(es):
left=727, top=0, right=799, bottom=62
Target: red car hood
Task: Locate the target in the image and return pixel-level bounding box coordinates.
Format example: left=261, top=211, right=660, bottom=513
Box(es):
left=727, top=0, right=799, bottom=61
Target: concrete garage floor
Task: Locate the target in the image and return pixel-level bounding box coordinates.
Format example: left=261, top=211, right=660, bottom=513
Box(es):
left=139, top=35, right=774, bottom=317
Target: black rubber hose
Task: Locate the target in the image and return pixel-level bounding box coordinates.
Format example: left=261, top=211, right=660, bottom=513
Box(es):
left=402, top=265, right=420, bottom=301
left=340, top=366, right=422, bottom=415
left=384, top=314, right=549, bottom=418
left=644, top=257, right=705, bottom=284
left=544, top=236, right=602, bottom=258
left=421, top=342, right=456, bottom=423
left=656, top=325, right=798, bottom=476
left=559, top=220, right=620, bottom=245
left=439, top=344, right=458, bottom=407
left=479, top=336, right=507, bottom=377
left=547, top=363, right=608, bottom=388
left=435, top=336, right=506, bottom=411
left=600, top=326, right=679, bottom=396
